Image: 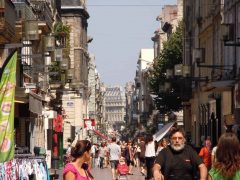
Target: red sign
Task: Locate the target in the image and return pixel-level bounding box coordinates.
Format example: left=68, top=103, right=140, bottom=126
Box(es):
left=53, top=115, right=63, bottom=132
left=84, top=118, right=95, bottom=129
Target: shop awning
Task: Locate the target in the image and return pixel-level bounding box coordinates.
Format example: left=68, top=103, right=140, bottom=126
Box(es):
left=92, top=129, right=108, bottom=140
left=153, top=121, right=176, bottom=142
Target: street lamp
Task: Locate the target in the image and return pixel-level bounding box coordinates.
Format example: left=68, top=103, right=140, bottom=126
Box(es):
left=173, top=64, right=208, bottom=82
left=44, top=35, right=55, bottom=52
left=25, top=20, right=39, bottom=40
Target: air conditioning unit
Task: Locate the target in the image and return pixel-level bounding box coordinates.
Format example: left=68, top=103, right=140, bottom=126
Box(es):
left=193, top=48, right=205, bottom=63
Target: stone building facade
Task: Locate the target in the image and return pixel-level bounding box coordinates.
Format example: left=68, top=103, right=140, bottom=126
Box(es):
left=105, top=86, right=126, bottom=131
left=182, top=0, right=240, bottom=146
left=61, top=0, right=90, bottom=147
left=133, top=49, right=154, bottom=131
left=125, top=82, right=135, bottom=125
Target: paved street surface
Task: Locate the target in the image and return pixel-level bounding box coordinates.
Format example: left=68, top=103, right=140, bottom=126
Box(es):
left=56, top=166, right=145, bottom=180
left=92, top=167, right=145, bottom=180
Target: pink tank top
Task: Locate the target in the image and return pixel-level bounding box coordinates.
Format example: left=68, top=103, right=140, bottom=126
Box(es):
left=63, top=163, right=89, bottom=180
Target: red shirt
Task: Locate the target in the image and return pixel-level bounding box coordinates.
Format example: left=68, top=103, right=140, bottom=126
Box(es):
left=199, top=147, right=211, bottom=168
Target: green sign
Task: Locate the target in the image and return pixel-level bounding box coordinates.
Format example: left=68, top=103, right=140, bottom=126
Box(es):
left=0, top=51, right=17, bottom=162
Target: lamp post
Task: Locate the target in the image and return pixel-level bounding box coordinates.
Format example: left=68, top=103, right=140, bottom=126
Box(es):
left=24, top=20, right=39, bottom=40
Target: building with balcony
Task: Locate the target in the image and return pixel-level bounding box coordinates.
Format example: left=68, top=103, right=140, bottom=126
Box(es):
left=88, top=55, right=96, bottom=119
left=95, top=75, right=105, bottom=130
left=125, top=81, right=135, bottom=125
left=181, top=0, right=240, bottom=147
left=0, top=0, right=67, bottom=171
left=61, top=0, right=90, bottom=146
left=133, top=49, right=155, bottom=132
left=87, top=55, right=106, bottom=142
left=152, top=0, right=183, bottom=58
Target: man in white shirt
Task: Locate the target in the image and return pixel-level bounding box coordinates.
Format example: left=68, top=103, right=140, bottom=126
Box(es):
left=107, top=137, right=121, bottom=180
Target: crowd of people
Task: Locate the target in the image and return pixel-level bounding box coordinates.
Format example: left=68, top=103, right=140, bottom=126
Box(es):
left=63, top=127, right=240, bottom=180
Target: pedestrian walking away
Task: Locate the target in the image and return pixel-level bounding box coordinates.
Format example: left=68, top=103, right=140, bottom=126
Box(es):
left=107, top=137, right=121, bottom=180
left=144, top=134, right=156, bottom=180
left=152, top=128, right=207, bottom=180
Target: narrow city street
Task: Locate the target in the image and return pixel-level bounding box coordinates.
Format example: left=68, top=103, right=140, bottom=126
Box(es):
left=2, top=0, right=240, bottom=179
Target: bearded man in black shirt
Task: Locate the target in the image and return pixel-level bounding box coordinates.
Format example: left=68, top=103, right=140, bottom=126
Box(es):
left=152, top=128, right=207, bottom=180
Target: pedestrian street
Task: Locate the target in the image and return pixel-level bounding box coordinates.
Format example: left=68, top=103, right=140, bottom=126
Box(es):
left=56, top=166, right=145, bottom=180
left=91, top=167, right=145, bottom=180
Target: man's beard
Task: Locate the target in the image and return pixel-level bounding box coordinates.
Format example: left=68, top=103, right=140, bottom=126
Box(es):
left=171, top=143, right=185, bottom=151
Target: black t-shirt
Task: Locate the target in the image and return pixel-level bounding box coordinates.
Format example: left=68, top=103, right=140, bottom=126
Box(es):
left=154, top=145, right=202, bottom=180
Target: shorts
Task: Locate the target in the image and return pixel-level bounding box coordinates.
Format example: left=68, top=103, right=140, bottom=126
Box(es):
left=110, top=160, right=119, bottom=169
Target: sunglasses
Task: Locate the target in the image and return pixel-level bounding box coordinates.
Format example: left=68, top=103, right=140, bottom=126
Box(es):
left=171, top=136, right=184, bottom=141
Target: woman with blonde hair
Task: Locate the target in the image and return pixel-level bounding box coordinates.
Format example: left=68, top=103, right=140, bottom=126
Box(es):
left=208, top=132, right=240, bottom=180
left=64, top=140, right=94, bottom=180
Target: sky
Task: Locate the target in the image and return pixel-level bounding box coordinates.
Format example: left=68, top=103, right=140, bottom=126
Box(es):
left=87, top=0, right=177, bottom=86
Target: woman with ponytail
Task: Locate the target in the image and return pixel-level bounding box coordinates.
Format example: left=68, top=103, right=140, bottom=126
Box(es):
left=64, top=140, right=94, bottom=180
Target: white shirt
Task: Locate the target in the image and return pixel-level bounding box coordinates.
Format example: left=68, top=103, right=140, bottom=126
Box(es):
left=91, top=145, right=96, bottom=155
left=107, top=143, right=121, bottom=160
left=145, top=141, right=156, bottom=157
